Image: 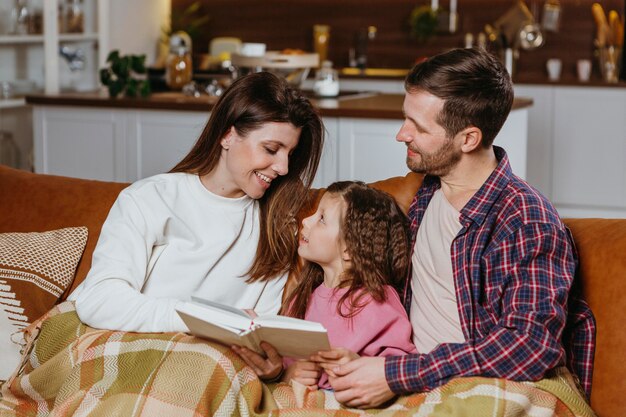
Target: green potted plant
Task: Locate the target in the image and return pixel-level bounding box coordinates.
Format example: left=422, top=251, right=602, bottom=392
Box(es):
left=409, top=4, right=439, bottom=43
left=99, top=50, right=151, bottom=98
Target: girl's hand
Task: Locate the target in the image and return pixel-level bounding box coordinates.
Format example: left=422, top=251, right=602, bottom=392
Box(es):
left=283, top=360, right=322, bottom=389
left=232, top=341, right=284, bottom=381
left=310, top=347, right=360, bottom=377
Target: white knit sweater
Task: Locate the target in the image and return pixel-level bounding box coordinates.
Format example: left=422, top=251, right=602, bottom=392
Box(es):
left=69, top=173, right=287, bottom=332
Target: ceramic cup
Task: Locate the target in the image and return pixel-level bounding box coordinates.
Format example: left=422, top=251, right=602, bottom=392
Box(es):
left=546, top=58, right=562, bottom=81
left=576, top=59, right=592, bottom=82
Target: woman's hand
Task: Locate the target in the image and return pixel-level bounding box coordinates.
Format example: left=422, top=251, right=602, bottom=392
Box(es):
left=231, top=341, right=284, bottom=381
left=283, top=360, right=322, bottom=389
left=310, top=347, right=360, bottom=377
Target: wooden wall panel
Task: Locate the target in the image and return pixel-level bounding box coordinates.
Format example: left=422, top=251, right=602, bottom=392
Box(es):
left=172, top=0, right=624, bottom=80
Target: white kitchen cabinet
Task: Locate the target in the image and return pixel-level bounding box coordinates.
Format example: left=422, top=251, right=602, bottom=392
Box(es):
left=32, top=100, right=528, bottom=188
left=312, top=117, right=339, bottom=189
left=513, top=85, right=554, bottom=197
left=128, top=110, right=207, bottom=181
left=33, top=106, right=124, bottom=181
left=316, top=108, right=529, bottom=188
left=33, top=107, right=208, bottom=182
left=515, top=84, right=626, bottom=218
left=335, top=117, right=408, bottom=184
left=551, top=87, right=626, bottom=218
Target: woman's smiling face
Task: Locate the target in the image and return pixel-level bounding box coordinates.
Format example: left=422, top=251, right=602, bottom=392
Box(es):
left=206, top=122, right=301, bottom=199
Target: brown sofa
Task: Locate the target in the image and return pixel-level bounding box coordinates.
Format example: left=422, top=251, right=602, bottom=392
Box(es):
left=1, top=165, right=624, bottom=417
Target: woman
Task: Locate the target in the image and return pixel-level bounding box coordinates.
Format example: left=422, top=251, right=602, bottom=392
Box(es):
left=69, top=72, right=324, bottom=332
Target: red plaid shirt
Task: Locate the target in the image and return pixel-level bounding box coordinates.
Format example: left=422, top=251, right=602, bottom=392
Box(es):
left=385, top=147, right=596, bottom=398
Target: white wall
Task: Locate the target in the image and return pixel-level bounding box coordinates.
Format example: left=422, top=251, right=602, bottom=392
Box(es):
left=108, top=0, right=170, bottom=66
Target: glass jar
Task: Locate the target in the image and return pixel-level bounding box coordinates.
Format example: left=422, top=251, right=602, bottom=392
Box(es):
left=166, top=32, right=193, bottom=90
left=10, top=0, right=30, bottom=35
left=65, top=0, right=84, bottom=33
left=313, top=60, right=339, bottom=97
left=166, top=48, right=193, bottom=90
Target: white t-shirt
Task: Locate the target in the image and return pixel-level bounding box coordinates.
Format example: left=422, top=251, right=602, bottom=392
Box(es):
left=69, top=173, right=287, bottom=333
left=410, top=189, right=465, bottom=353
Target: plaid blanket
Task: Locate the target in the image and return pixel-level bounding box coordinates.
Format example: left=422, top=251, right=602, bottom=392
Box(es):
left=0, top=302, right=596, bottom=417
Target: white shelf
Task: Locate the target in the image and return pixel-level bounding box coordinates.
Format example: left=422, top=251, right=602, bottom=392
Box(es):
left=0, top=33, right=99, bottom=45
left=0, top=98, right=27, bottom=109
left=60, top=33, right=100, bottom=42
left=61, top=33, right=100, bottom=42
left=0, top=35, right=44, bottom=44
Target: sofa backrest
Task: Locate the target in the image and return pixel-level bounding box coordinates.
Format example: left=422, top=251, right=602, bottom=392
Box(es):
left=563, top=218, right=626, bottom=417
left=0, top=166, right=128, bottom=297
left=1, top=165, right=625, bottom=416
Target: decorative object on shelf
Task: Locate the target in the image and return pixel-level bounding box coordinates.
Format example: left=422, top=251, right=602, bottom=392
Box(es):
left=99, top=50, right=150, bottom=98
left=59, top=45, right=85, bottom=72
left=0, top=82, right=13, bottom=99
left=64, top=0, right=84, bottom=34
left=28, top=8, right=43, bottom=35
left=591, top=3, right=623, bottom=83
left=9, top=0, right=30, bottom=35
left=409, top=5, right=438, bottom=43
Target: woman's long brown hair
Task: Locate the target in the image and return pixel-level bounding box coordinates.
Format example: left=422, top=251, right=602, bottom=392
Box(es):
left=171, top=72, right=324, bottom=282
left=284, top=181, right=411, bottom=319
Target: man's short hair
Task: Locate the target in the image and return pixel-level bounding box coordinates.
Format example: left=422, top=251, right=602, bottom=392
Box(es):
left=404, top=48, right=514, bottom=148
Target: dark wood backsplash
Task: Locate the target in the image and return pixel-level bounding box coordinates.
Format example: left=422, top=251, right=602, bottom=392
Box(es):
left=173, top=0, right=624, bottom=79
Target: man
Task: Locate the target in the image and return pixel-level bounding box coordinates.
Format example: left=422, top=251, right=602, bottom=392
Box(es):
left=324, top=48, right=596, bottom=408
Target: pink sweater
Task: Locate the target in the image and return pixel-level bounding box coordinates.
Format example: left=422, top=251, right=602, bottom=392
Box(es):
left=301, top=284, right=417, bottom=389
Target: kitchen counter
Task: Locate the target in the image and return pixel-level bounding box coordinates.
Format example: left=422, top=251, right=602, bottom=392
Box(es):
left=25, top=91, right=533, bottom=120
left=337, top=68, right=626, bottom=88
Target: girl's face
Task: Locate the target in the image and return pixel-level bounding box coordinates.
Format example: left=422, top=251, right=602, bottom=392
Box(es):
left=207, top=122, right=301, bottom=199
left=298, top=193, right=347, bottom=272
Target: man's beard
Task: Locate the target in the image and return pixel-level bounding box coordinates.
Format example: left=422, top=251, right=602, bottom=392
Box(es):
left=406, top=138, right=462, bottom=177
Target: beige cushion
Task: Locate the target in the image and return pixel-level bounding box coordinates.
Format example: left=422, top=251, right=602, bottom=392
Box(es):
left=0, top=227, right=87, bottom=380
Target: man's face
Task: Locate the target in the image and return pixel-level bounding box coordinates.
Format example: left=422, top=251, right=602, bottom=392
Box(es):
left=396, top=90, right=462, bottom=177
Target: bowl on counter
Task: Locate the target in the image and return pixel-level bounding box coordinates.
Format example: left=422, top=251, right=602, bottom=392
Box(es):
left=231, top=51, right=319, bottom=88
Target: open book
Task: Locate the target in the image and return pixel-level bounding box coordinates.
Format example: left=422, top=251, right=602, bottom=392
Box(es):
left=176, top=296, right=330, bottom=359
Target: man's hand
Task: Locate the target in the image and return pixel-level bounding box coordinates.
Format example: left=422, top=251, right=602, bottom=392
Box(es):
left=310, top=347, right=359, bottom=377
left=328, top=356, right=395, bottom=408
left=231, top=341, right=283, bottom=381
left=283, top=360, right=322, bottom=389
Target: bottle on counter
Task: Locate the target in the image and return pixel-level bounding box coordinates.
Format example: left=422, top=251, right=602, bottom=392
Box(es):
left=166, top=31, right=193, bottom=90
left=313, top=60, right=339, bottom=97
left=313, top=25, right=330, bottom=67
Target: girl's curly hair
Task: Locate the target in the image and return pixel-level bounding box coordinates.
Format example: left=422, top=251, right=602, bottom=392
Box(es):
left=284, top=181, right=411, bottom=319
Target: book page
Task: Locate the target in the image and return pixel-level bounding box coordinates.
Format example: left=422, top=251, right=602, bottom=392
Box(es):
left=255, top=326, right=330, bottom=359
left=255, top=315, right=326, bottom=331
left=191, top=296, right=250, bottom=318
left=186, top=297, right=253, bottom=330
left=178, top=311, right=244, bottom=346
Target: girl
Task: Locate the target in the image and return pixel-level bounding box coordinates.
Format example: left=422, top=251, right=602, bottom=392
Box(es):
left=234, top=181, right=416, bottom=389
left=69, top=72, right=324, bottom=333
